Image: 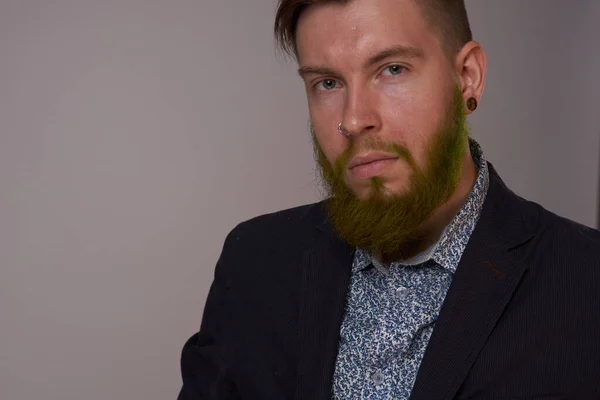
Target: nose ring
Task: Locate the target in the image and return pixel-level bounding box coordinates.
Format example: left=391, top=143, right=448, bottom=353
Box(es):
left=338, top=122, right=351, bottom=138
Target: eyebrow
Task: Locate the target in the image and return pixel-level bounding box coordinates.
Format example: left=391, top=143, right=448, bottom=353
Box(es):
left=297, top=45, right=425, bottom=78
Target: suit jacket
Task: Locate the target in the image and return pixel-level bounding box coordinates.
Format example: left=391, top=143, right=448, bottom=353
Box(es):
left=178, top=163, right=600, bottom=400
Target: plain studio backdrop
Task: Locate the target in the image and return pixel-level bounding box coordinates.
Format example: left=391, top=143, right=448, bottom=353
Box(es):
left=1, top=1, right=599, bottom=399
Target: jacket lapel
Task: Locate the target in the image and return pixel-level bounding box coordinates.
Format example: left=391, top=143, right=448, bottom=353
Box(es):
left=295, top=205, right=354, bottom=400
left=410, top=163, right=538, bottom=400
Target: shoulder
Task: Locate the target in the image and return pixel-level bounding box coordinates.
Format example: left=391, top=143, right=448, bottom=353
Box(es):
left=519, top=199, right=600, bottom=271
left=211, top=202, right=328, bottom=304
left=536, top=204, right=600, bottom=253
left=487, top=163, right=599, bottom=257
left=219, top=201, right=326, bottom=262
left=230, top=201, right=325, bottom=239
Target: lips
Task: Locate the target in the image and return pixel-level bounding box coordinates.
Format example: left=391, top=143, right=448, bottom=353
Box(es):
left=347, top=152, right=399, bottom=170
left=346, top=152, right=399, bottom=180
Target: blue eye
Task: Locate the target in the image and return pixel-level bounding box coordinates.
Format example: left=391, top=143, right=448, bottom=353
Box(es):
left=316, top=79, right=339, bottom=91
left=382, top=65, right=405, bottom=76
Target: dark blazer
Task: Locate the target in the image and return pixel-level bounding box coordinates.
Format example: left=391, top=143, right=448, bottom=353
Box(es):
left=178, top=163, right=600, bottom=400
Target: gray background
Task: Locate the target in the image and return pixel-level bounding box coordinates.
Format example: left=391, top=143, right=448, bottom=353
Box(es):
left=1, top=1, right=598, bottom=399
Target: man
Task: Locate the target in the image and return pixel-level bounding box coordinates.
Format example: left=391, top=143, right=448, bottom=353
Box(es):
left=178, top=0, right=600, bottom=398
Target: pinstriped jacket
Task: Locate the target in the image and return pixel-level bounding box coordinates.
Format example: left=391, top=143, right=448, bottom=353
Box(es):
left=178, top=162, right=600, bottom=400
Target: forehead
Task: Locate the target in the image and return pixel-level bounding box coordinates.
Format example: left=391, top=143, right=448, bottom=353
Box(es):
left=296, top=0, right=439, bottom=67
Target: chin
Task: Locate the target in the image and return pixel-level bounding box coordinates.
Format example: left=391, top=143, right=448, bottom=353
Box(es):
left=351, top=180, right=408, bottom=201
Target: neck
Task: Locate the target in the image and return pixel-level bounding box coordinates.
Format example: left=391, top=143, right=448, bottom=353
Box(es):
left=381, top=145, right=478, bottom=264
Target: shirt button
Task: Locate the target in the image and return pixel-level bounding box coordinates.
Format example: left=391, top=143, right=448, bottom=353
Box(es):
left=396, top=286, right=410, bottom=299
left=372, top=370, right=385, bottom=386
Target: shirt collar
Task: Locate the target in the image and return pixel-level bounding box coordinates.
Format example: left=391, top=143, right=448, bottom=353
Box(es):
left=352, top=137, right=490, bottom=274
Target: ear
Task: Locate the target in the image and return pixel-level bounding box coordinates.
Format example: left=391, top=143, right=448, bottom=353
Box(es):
left=454, top=41, right=487, bottom=114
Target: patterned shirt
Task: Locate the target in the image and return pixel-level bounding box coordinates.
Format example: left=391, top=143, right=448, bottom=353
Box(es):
left=332, top=138, right=490, bottom=399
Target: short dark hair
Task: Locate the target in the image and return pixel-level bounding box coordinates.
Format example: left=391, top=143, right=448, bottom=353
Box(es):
left=274, top=0, right=473, bottom=60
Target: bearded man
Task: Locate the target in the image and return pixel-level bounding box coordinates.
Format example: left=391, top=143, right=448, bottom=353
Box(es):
left=178, top=0, right=600, bottom=399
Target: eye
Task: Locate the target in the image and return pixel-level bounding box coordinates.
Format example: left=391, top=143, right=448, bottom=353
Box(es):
left=315, top=79, right=340, bottom=91
left=381, top=65, right=406, bottom=77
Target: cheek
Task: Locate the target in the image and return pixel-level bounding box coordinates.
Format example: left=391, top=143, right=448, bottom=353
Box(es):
left=380, top=90, right=448, bottom=167
left=308, top=100, right=347, bottom=165
left=315, top=131, right=347, bottom=166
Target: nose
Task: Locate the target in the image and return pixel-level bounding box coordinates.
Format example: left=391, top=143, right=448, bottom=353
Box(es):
left=340, top=84, right=381, bottom=138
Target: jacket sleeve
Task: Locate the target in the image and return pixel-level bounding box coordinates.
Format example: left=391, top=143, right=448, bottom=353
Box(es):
left=178, top=231, right=241, bottom=399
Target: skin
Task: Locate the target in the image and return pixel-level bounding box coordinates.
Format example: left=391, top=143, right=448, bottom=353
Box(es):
left=295, top=0, right=487, bottom=262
